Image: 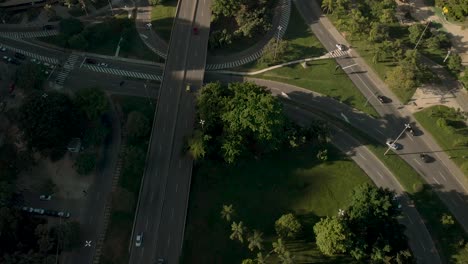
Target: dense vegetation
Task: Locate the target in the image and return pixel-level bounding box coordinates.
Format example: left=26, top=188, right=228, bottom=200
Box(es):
left=209, top=0, right=275, bottom=50
left=435, top=0, right=467, bottom=22
left=188, top=82, right=329, bottom=163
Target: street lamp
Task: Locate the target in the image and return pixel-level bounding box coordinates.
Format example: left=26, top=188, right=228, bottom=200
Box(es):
left=384, top=123, right=411, bottom=155
left=413, top=21, right=431, bottom=50
left=273, top=25, right=283, bottom=61
left=199, top=119, right=205, bottom=128
left=107, top=0, right=114, bottom=15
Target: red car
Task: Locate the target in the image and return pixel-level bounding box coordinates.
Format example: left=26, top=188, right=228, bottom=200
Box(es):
left=193, top=27, right=199, bottom=35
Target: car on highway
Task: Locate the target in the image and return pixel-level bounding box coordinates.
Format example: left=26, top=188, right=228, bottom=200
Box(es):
left=85, top=58, right=97, bottom=64
left=58, top=211, right=70, bottom=218
left=157, top=258, right=165, bottom=264
left=0, top=46, right=6, bottom=52
left=39, top=195, right=52, bottom=201
left=386, top=140, right=399, bottom=150
left=193, top=27, right=199, bottom=35
left=405, top=124, right=415, bottom=136
left=336, top=44, right=346, bottom=51
left=33, top=208, right=45, bottom=215
left=14, top=52, right=26, bottom=60
left=186, top=83, right=191, bottom=92
left=42, top=62, right=54, bottom=69
left=2, top=56, right=12, bottom=62
left=135, top=233, right=143, bottom=247
left=98, top=62, right=108, bottom=67
left=377, top=95, right=390, bottom=104
left=420, top=153, right=430, bottom=163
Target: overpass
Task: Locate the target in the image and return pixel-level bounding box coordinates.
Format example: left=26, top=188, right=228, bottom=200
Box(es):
left=128, top=0, right=211, bottom=263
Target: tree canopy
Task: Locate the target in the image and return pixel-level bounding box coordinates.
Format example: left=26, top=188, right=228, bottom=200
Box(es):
left=18, top=91, right=82, bottom=160
left=15, top=63, right=45, bottom=91
left=275, top=213, right=302, bottom=239
left=74, top=87, right=109, bottom=121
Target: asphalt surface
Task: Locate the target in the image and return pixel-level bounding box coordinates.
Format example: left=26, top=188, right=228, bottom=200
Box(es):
left=128, top=0, right=211, bottom=263
left=292, top=0, right=468, bottom=232
left=283, top=102, right=441, bottom=264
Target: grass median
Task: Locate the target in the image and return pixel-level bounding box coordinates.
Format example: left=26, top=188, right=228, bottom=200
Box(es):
left=150, top=0, right=177, bottom=42
left=182, top=143, right=371, bottom=263
left=100, top=96, right=155, bottom=264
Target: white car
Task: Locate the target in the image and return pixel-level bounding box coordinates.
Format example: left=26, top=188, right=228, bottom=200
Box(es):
left=58, top=211, right=70, bottom=218
left=33, top=208, right=45, bottom=215
left=135, top=233, right=143, bottom=247
left=386, top=140, right=399, bottom=150
left=335, top=44, right=346, bottom=51
left=40, top=194, right=52, bottom=200
left=98, top=62, right=108, bottom=67
left=0, top=46, right=6, bottom=52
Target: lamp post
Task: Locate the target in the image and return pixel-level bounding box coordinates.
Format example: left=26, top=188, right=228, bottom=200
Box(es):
left=199, top=119, right=205, bottom=128
left=413, top=21, right=431, bottom=50
left=384, top=124, right=411, bottom=155
left=273, top=25, right=283, bottom=61
left=107, top=0, right=114, bottom=15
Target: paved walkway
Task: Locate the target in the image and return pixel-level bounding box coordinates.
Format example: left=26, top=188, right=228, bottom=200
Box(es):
left=410, top=0, right=468, bottom=65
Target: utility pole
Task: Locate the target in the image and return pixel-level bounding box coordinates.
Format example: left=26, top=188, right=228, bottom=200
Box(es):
left=107, top=0, right=114, bottom=15
left=273, top=25, right=283, bottom=62
left=413, top=21, right=431, bottom=50
left=384, top=124, right=411, bottom=155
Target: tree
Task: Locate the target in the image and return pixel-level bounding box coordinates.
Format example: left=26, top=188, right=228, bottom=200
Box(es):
left=316, top=149, right=328, bottom=161
left=18, top=91, right=82, bottom=160
left=346, top=9, right=368, bottom=36
left=230, top=221, right=246, bottom=243
left=220, top=204, right=235, bottom=222
left=279, top=250, right=294, bottom=264
left=241, top=259, right=255, bottom=264
left=15, top=63, right=45, bottom=91
left=454, top=242, right=468, bottom=264
left=211, top=0, right=239, bottom=20
left=187, top=130, right=209, bottom=160
left=234, top=6, right=271, bottom=38
left=247, top=230, right=264, bottom=251
left=74, top=87, right=109, bottom=121
left=441, top=213, right=455, bottom=226
left=55, top=221, right=81, bottom=251
left=256, top=252, right=266, bottom=264
left=68, top=33, right=88, bottom=49
left=126, top=111, right=150, bottom=141
left=408, top=23, right=428, bottom=45
left=460, top=67, right=468, bottom=89
left=59, top=18, right=84, bottom=37
left=275, top=213, right=302, bottom=239
left=122, top=146, right=146, bottom=191
left=74, top=152, right=96, bottom=175
left=272, top=238, right=286, bottom=255
left=385, top=65, right=417, bottom=96
left=447, top=53, right=463, bottom=73
left=314, top=216, right=350, bottom=256
left=260, top=38, right=289, bottom=65
left=321, top=0, right=335, bottom=14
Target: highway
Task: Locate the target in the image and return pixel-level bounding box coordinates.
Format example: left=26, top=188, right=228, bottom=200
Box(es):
left=128, top=0, right=211, bottom=262
left=292, top=0, right=468, bottom=232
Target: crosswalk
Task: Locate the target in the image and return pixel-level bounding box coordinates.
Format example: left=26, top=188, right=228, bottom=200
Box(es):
left=82, top=64, right=162, bottom=81
left=0, top=30, right=60, bottom=39
left=54, top=53, right=79, bottom=89
left=326, top=49, right=350, bottom=58
left=0, top=42, right=59, bottom=64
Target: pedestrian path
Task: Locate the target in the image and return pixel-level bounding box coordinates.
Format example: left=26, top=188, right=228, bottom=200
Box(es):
left=54, top=53, right=79, bottom=89
left=325, top=49, right=351, bottom=59
left=81, top=64, right=162, bottom=81
left=0, top=42, right=59, bottom=64
left=0, top=30, right=60, bottom=39
left=206, top=0, right=291, bottom=70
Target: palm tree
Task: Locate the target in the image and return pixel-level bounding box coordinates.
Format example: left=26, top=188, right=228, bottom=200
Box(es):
left=256, top=252, right=267, bottom=264
left=272, top=238, right=286, bottom=255
left=230, top=221, right=245, bottom=243
left=321, top=0, right=334, bottom=14
left=247, top=230, right=264, bottom=251
left=279, top=250, right=295, bottom=264
left=220, top=204, right=235, bottom=222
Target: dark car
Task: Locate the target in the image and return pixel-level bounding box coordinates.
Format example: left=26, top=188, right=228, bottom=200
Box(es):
left=43, top=25, right=54, bottom=30
left=193, top=27, right=199, bottom=35
left=419, top=153, right=433, bottom=163
left=85, top=58, right=97, bottom=64
left=377, top=95, right=391, bottom=104
left=14, top=52, right=26, bottom=60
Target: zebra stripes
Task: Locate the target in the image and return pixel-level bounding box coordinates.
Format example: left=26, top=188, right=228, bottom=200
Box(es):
left=82, top=64, right=162, bottom=81
left=0, top=42, right=59, bottom=64
left=0, top=30, right=59, bottom=39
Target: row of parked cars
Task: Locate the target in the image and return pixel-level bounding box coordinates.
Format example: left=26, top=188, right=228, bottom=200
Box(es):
left=21, top=206, right=71, bottom=218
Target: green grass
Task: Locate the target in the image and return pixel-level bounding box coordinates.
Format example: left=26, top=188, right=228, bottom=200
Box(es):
left=414, top=105, right=468, bottom=177
left=100, top=96, right=155, bottom=264
left=182, top=144, right=371, bottom=263
left=151, top=0, right=177, bottom=42
left=234, top=4, right=378, bottom=118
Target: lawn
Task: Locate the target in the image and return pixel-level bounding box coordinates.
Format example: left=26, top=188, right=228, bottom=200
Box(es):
left=414, top=105, right=468, bottom=177
left=151, top=0, right=178, bottom=42
left=100, top=96, right=155, bottom=264
left=182, top=144, right=371, bottom=263
left=234, top=4, right=378, bottom=117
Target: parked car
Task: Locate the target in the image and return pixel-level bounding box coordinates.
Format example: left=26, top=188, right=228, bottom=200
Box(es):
left=33, top=208, right=45, bottom=215
left=58, top=211, right=70, bottom=218
left=186, top=84, right=191, bottom=92
left=0, top=46, right=6, bottom=52
left=2, top=56, right=11, bottom=62
left=39, top=195, right=52, bottom=201
left=135, top=233, right=143, bottom=247
left=157, top=258, right=165, bottom=264
left=22, top=206, right=33, bottom=213
left=193, top=27, right=199, bottom=35
left=420, top=153, right=430, bottom=163
left=42, top=62, right=53, bottom=69
left=14, top=52, right=26, bottom=60
left=98, top=62, right=108, bottom=67
left=377, top=95, right=391, bottom=104
left=386, top=140, right=399, bottom=150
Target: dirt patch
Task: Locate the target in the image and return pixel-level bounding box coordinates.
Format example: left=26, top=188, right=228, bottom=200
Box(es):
left=17, top=153, right=94, bottom=199
left=407, top=84, right=461, bottom=113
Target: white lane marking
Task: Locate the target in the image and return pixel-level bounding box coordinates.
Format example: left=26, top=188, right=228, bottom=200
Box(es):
left=145, top=218, right=149, bottom=229
left=376, top=171, right=384, bottom=179
left=407, top=135, right=414, bottom=142
left=433, top=177, right=440, bottom=185
left=175, top=184, right=178, bottom=193
left=358, top=153, right=367, bottom=161
left=419, top=240, right=426, bottom=251
left=439, top=171, right=447, bottom=182
left=455, top=192, right=464, bottom=202
left=407, top=214, right=414, bottom=224
left=413, top=158, right=422, bottom=166
left=167, top=235, right=171, bottom=246
left=375, top=129, right=384, bottom=135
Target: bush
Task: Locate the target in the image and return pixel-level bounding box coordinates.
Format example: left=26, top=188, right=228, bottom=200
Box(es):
left=126, top=111, right=150, bottom=143
left=59, top=18, right=84, bottom=37
left=447, top=53, right=463, bottom=73
left=68, top=34, right=88, bottom=50
left=74, top=152, right=97, bottom=175
left=275, top=213, right=302, bottom=239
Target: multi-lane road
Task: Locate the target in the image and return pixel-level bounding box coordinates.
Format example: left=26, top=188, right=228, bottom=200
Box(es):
left=128, top=0, right=211, bottom=263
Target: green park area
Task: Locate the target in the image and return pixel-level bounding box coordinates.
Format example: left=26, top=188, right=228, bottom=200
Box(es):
left=100, top=96, right=155, bottom=264
left=151, top=0, right=178, bottom=42
left=236, top=4, right=378, bottom=118
left=182, top=144, right=370, bottom=263
left=414, top=106, right=468, bottom=176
